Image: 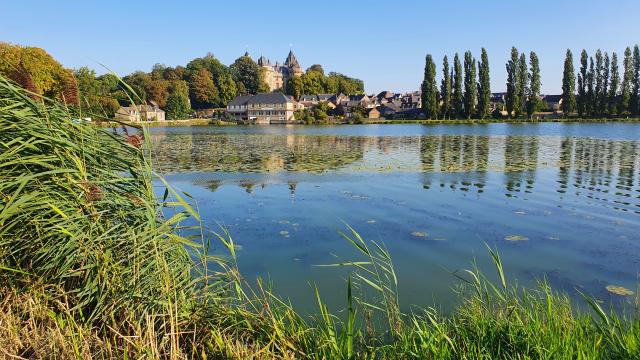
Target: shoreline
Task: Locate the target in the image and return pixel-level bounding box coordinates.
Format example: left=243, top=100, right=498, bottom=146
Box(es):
left=98, top=117, right=640, bottom=127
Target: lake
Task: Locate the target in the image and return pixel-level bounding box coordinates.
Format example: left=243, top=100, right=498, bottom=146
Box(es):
left=151, top=123, right=640, bottom=313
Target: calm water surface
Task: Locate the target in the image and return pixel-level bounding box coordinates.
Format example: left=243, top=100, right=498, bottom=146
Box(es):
left=151, top=123, right=640, bottom=312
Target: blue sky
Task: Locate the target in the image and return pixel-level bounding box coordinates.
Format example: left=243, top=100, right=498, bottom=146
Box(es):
left=1, top=0, right=639, bottom=94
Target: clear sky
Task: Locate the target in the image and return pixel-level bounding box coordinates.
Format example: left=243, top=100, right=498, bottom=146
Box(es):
left=1, top=0, right=639, bottom=94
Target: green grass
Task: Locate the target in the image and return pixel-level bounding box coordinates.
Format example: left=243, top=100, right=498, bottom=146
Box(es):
left=1, top=74, right=639, bottom=359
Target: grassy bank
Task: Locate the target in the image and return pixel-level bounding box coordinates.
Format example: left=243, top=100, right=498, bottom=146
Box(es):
left=1, top=75, right=639, bottom=359
left=365, top=117, right=640, bottom=125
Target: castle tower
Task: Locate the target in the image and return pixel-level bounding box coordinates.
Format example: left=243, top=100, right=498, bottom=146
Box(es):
left=284, top=50, right=303, bottom=76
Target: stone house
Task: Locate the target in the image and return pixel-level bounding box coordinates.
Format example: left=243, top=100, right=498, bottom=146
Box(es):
left=226, top=93, right=302, bottom=124
left=114, top=102, right=165, bottom=122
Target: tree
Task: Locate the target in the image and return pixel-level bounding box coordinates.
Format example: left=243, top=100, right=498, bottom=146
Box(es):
left=477, top=48, right=491, bottom=119
left=594, top=50, right=604, bottom=116
left=516, top=52, right=528, bottom=117
left=189, top=68, right=219, bottom=108
left=600, top=52, right=610, bottom=115
left=216, top=73, right=238, bottom=106
left=609, top=52, right=620, bottom=115
left=505, top=47, right=519, bottom=118
left=526, top=52, right=541, bottom=118
left=630, top=45, right=640, bottom=116
left=301, top=70, right=325, bottom=95
left=421, top=54, right=438, bottom=119
left=440, top=55, right=452, bottom=119
left=463, top=51, right=477, bottom=119
left=307, top=64, right=325, bottom=76
left=586, top=57, right=595, bottom=116
left=453, top=53, right=463, bottom=119
left=561, top=49, right=576, bottom=115
left=577, top=50, right=588, bottom=117
left=285, top=76, right=304, bottom=99
left=230, top=55, right=262, bottom=94
left=165, top=81, right=191, bottom=120
left=146, top=79, right=170, bottom=108
left=621, top=47, right=632, bottom=115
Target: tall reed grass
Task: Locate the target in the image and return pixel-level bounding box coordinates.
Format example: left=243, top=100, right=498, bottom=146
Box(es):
left=1, top=74, right=639, bottom=359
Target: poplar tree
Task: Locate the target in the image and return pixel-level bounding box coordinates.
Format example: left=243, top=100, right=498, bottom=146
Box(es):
left=505, top=47, right=519, bottom=118
left=440, top=55, right=452, bottom=119
left=601, top=52, right=610, bottom=116
left=586, top=57, right=595, bottom=117
left=526, top=51, right=541, bottom=118
left=621, top=47, right=632, bottom=115
left=577, top=50, right=588, bottom=117
left=421, top=54, right=438, bottom=119
left=453, top=53, right=463, bottom=119
left=609, top=52, right=620, bottom=115
left=631, top=45, right=640, bottom=116
left=463, top=51, right=477, bottom=119
left=516, top=52, right=528, bottom=116
left=561, top=49, right=576, bottom=115
left=478, top=48, right=491, bottom=119
left=594, top=50, right=604, bottom=116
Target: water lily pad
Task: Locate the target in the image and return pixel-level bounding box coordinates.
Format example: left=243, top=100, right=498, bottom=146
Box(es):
left=514, top=210, right=527, bottom=215
left=606, top=285, right=634, bottom=296
left=367, top=219, right=376, bottom=224
left=505, top=235, right=529, bottom=242
left=432, top=237, right=447, bottom=241
left=547, top=235, right=560, bottom=240
left=411, top=231, right=428, bottom=237
left=279, top=220, right=290, bottom=224
left=279, top=230, right=289, bottom=236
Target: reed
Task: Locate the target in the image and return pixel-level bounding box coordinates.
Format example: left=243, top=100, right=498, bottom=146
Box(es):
left=1, top=74, right=639, bottom=359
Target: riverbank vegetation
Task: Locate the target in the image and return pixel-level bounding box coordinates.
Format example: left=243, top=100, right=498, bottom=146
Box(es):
left=2, top=74, right=640, bottom=359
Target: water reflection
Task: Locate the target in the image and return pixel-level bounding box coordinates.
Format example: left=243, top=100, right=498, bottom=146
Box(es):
left=152, top=132, right=640, bottom=213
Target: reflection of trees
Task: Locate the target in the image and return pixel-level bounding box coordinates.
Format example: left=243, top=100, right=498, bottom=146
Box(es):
left=151, top=134, right=366, bottom=173
left=557, top=138, right=639, bottom=213
left=420, top=135, right=489, bottom=192
left=504, top=136, right=539, bottom=195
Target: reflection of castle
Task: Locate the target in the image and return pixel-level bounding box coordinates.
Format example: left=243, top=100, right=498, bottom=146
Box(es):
left=257, top=51, right=304, bottom=91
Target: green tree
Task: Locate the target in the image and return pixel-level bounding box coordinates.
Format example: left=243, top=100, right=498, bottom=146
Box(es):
left=421, top=54, right=438, bottom=119
left=285, top=76, right=304, bottom=99
left=621, top=47, right=632, bottom=115
left=561, top=49, right=576, bottom=115
left=230, top=55, right=261, bottom=94
left=505, top=47, right=519, bottom=118
left=577, top=50, right=588, bottom=117
left=526, top=51, right=541, bottom=118
left=516, top=52, right=528, bottom=117
left=301, top=70, right=325, bottom=95
left=165, top=81, right=191, bottom=120
left=307, top=64, right=325, bottom=76
left=609, top=52, right=620, bottom=115
left=216, top=73, right=238, bottom=106
left=146, top=79, right=170, bottom=108
left=586, top=57, right=595, bottom=116
left=463, top=51, right=477, bottom=119
left=189, top=68, right=219, bottom=108
left=630, top=45, right=640, bottom=116
left=453, top=53, right=463, bottom=119
left=594, top=50, right=604, bottom=116
left=477, top=48, right=491, bottom=119
left=600, top=52, right=610, bottom=115
left=440, top=55, right=452, bottom=119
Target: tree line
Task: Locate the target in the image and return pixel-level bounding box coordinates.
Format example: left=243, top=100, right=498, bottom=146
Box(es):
left=76, top=53, right=364, bottom=120
left=561, top=46, right=640, bottom=117
left=422, top=47, right=542, bottom=120
left=422, top=45, right=640, bottom=120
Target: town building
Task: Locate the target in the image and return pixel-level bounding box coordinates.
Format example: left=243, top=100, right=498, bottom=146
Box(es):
left=226, top=92, right=302, bottom=124
left=114, top=102, right=165, bottom=122
left=258, top=51, right=304, bottom=91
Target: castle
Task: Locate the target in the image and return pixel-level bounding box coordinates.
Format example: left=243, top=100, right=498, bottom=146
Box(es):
left=257, top=50, right=304, bottom=91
